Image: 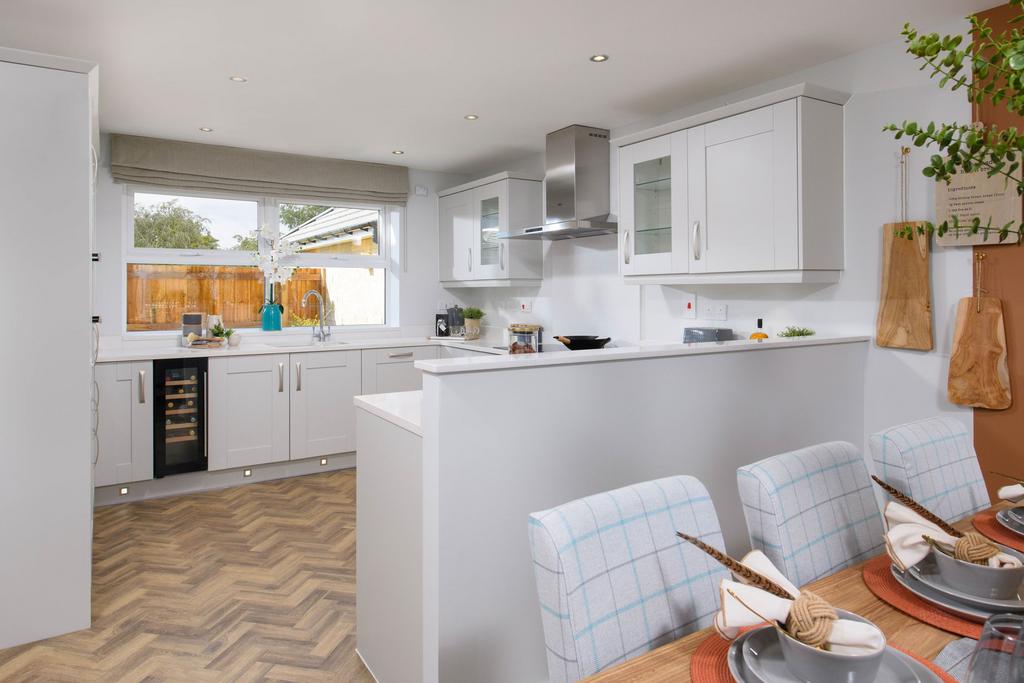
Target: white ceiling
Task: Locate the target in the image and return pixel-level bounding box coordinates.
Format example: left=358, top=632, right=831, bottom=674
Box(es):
left=0, top=0, right=994, bottom=175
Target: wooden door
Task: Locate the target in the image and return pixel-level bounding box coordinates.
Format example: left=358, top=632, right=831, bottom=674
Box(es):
left=699, top=101, right=798, bottom=273
left=473, top=181, right=508, bottom=279
left=290, top=350, right=362, bottom=460
left=441, top=191, right=476, bottom=281
left=208, top=354, right=290, bottom=471
left=361, top=347, right=439, bottom=394
left=619, top=135, right=678, bottom=275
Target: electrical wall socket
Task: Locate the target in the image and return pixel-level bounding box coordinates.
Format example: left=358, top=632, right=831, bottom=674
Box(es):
left=701, top=303, right=728, bottom=321
left=681, top=292, right=697, bottom=320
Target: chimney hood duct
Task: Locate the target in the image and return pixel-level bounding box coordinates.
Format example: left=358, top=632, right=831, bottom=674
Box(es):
left=498, top=125, right=617, bottom=240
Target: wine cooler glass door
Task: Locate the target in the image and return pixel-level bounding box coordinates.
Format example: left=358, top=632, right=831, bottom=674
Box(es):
left=153, top=358, right=208, bottom=477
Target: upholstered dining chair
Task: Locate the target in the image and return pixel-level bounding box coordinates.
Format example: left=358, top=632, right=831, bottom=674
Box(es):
left=869, top=416, right=989, bottom=522
left=736, top=441, right=884, bottom=588
left=528, top=476, right=728, bottom=683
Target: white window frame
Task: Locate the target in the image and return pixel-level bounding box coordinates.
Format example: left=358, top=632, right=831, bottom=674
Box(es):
left=121, top=185, right=402, bottom=337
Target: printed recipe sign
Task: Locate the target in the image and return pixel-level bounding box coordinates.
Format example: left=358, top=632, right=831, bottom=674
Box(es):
left=935, top=170, right=1022, bottom=247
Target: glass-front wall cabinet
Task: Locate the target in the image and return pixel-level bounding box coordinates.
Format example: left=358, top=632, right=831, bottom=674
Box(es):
left=620, top=134, right=685, bottom=275
left=473, top=182, right=508, bottom=279
left=479, top=195, right=500, bottom=268
left=634, top=156, right=671, bottom=257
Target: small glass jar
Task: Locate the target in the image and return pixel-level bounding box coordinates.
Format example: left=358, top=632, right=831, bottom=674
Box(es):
left=508, top=324, right=542, bottom=354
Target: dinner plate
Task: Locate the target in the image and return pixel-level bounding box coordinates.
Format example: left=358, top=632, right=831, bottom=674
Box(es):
left=908, top=554, right=1024, bottom=612
left=727, top=628, right=756, bottom=682
left=1007, top=507, right=1024, bottom=526
left=739, top=627, right=925, bottom=683
left=891, top=564, right=991, bottom=623
left=996, top=509, right=1024, bottom=537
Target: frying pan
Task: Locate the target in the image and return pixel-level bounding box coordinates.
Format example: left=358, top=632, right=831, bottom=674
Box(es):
left=554, top=335, right=611, bottom=351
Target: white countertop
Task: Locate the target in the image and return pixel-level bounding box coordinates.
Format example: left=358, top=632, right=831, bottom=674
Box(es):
left=415, top=335, right=871, bottom=374
left=96, top=335, right=506, bottom=363
left=354, top=390, right=422, bottom=436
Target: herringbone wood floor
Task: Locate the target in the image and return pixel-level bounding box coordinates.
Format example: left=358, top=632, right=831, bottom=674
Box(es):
left=0, top=470, right=375, bottom=682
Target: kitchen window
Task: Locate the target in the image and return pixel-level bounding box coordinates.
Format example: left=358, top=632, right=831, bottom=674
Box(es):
left=124, top=189, right=396, bottom=333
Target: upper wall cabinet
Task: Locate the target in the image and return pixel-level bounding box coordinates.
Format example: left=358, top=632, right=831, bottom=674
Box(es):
left=617, top=86, right=846, bottom=284
left=439, top=173, right=543, bottom=288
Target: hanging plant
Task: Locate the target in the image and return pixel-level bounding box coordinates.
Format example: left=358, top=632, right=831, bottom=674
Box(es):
left=884, top=0, right=1024, bottom=244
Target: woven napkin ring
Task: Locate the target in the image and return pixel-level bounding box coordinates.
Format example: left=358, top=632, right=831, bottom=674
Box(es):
left=954, top=532, right=1000, bottom=564
left=784, top=591, right=837, bottom=649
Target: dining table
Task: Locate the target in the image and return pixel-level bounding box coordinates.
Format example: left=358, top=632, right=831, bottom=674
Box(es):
left=581, top=503, right=1011, bottom=682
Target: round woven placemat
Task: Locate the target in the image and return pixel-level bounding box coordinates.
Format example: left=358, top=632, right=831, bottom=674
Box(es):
left=688, top=627, right=958, bottom=682
left=862, top=554, right=983, bottom=639
left=972, top=509, right=1024, bottom=552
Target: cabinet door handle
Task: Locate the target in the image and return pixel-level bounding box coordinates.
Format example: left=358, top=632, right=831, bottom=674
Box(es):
left=295, top=361, right=302, bottom=392
left=388, top=351, right=414, bottom=359
left=277, top=362, right=284, bottom=392
left=692, top=221, right=702, bottom=261
left=467, top=247, right=472, bottom=272
left=203, top=370, right=208, bottom=459
left=623, top=229, right=631, bottom=265
left=500, top=242, right=505, bottom=271
left=138, top=369, right=146, bottom=404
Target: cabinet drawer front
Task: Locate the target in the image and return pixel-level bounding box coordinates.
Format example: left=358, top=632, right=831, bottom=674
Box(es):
left=221, top=353, right=288, bottom=374
left=372, top=346, right=437, bottom=364
left=295, top=349, right=359, bottom=370
left=704, top=105, right=774, bottom=147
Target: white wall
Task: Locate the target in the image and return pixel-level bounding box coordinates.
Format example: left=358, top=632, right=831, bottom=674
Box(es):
left=453, top=20, right=973, bottom=437
left=92, top=134, right=467, bottom=340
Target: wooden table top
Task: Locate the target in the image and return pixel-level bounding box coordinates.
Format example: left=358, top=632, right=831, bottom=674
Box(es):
left=582, top=506, right=1004, bottom=682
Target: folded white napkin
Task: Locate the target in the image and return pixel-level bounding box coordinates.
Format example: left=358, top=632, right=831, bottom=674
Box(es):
left=713, top=550, right=885, bottom=654
left=998, top=484, right=1024, bottom=503
left=883, top=501, right=1021, bottom=571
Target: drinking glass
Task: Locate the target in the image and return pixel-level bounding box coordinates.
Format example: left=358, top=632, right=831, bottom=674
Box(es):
left=966, top=613, right=1024, bottom=682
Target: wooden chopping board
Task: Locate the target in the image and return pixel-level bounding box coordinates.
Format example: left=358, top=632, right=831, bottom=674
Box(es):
left=877, top=222, right=933, bottom=350
left=948, top=295, right=1012, bottom=409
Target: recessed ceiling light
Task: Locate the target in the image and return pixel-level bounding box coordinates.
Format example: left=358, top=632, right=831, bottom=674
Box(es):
left=464, top=114, right=479, bottom=121
left=228, top=75, right=248, bottom=83
left=199, top=127, right=214, bottom=132
left=589, top=54, right=609, bottom=63
left=392, top=149, right=405, bottom=155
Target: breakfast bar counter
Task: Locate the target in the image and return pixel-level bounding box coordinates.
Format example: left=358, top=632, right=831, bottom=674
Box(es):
left=356, top=335, right=873, bottom=683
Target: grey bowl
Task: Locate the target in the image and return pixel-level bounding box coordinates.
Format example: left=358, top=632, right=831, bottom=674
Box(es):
left=931, top=544, right=1024, bottom=600
left=776, top=608, right=885, bottom=683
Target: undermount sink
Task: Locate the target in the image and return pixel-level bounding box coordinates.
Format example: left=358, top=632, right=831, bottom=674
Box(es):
left=261, top=339, right=347, bottom=348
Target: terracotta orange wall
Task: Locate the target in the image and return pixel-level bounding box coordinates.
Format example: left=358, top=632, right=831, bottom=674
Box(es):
left=974, top=4, right=1024, bottom=498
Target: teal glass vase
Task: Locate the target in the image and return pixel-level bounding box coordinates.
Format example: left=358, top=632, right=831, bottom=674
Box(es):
left=260, top=301, right=282, bottom=331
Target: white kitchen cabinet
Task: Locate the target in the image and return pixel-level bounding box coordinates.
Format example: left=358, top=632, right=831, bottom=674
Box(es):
left=617, top=87, right=845, bottom=284
left=619, top=133, right=689, bottom=275
left=290, top=350, right=361, bottom=460
left=439, top=173, right=543, bottom=287
left=208, top=354, right=290, bottom=471
left=362, top=346, right=439, bottom=394
left=94, top=361, right=153, bottom=486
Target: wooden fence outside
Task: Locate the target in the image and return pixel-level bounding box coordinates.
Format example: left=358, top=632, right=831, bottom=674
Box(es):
left=126, top=265, right=332, bottom=332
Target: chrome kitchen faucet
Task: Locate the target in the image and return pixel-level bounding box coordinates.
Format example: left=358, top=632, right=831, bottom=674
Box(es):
left=301, top=290, right=332, bottom=343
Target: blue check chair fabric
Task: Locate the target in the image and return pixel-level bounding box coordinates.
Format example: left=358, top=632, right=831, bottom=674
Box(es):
left=869, top=416, right=989, bottom=523
left=736, top=441, right=884, bottom=588
left=528, top=476, right=728, bottom=683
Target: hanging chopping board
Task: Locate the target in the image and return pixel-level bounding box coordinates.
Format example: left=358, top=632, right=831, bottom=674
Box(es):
left=877, top=222, right=933, bottom=350
left=948, top=295, right=1011, bottom=409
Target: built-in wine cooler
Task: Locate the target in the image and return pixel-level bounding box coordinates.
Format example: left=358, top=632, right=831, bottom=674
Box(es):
left=153, top=358, right=208, bottom=477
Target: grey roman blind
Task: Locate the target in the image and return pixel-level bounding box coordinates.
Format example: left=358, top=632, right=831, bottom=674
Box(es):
left=110, top=134, right=409, bottom=204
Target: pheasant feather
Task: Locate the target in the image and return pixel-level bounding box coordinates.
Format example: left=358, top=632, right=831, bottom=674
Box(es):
left=676, top=532, right=794, bottom=599
left=870, top=475, right=963, bottom=538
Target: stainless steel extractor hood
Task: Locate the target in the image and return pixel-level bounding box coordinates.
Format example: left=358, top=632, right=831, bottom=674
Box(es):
left=498, top=124, right=617, bottom=240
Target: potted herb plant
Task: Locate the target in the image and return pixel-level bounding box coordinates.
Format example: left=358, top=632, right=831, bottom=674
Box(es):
left=462, top=307, right=485, bottom=340
left=210, top=323, right=239, bottom=347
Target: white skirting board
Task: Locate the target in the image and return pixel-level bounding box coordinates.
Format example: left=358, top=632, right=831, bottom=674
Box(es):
left=93, top=453, right=355, bottom=506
